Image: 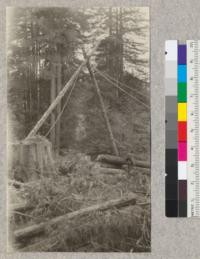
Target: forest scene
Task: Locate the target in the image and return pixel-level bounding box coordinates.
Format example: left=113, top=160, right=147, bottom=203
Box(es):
left=7, top=7, right=150, bottom=252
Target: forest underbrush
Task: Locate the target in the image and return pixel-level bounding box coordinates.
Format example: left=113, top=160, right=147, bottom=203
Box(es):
left=10, top=150, right=150, bottom=252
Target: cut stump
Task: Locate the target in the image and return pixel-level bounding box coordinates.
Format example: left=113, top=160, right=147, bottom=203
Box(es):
left=8, top=135, right=56, bottom=182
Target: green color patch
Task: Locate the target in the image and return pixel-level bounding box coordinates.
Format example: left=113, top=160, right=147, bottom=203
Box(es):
left=178, top=83, right=187, bottom=102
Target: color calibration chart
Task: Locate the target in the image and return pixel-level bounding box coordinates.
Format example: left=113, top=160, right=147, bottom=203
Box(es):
left=165, top=40, right=200, bottom=217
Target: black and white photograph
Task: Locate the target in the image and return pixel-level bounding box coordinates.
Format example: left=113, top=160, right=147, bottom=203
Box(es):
left=7, top=6, right=150, bottom=252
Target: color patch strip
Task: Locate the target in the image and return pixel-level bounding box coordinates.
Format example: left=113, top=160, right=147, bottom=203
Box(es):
left=178, top=44, right=187, bottom=217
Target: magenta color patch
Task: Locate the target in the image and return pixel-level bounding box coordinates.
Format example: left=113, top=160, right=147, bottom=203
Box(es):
left=178, top=142, right=187, bottom=161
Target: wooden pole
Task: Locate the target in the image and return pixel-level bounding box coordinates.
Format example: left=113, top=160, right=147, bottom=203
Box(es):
left=50, top=63, right=56, bottom=147
left=26, top=40, right=102, bottom=139
left=82, top=48, right=119, bottom=156
left=55, top=62, right=62, bottom=154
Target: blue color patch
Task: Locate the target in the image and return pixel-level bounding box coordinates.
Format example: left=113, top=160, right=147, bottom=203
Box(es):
left=178, top=65, right=187, bottom=82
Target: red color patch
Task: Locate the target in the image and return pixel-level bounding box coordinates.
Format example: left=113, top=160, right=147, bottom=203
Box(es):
left=178, top=122, right=187, bottom=141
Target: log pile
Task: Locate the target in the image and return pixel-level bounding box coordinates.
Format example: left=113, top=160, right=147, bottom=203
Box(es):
left=96, top=154, right=150, bottom=174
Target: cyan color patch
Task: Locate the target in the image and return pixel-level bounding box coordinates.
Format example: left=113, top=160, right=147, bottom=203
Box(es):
left=178, top=65, right=187, bottom=82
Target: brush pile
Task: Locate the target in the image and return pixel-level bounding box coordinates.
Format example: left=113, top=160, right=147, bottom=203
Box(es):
left=10, top=150, right=150, bottom=252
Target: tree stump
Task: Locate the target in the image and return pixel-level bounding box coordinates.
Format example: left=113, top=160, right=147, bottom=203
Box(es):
left=8, top=135, right=56, bottom=182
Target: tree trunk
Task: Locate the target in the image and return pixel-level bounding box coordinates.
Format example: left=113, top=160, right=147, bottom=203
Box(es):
left=36, top=31, right=40, bottom=121
left=119, top=7, right=123, bottom=80
left=109, top=7, right=113, bottom=36
left=115, top=8, right=119, bottom=36
left=9, top=136, right=56, bottom=182
left=115, top=7, right=119, bottom=97
left=24, top=11, right=29, bottom=135
left=29, top=17, right=34, bottom=129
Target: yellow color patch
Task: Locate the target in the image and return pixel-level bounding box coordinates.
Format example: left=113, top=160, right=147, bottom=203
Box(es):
left=178, top=103, right=187, bottom=121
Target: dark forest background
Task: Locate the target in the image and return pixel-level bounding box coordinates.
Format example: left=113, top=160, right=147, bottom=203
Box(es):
left=7, top=7, right=150, bottom=158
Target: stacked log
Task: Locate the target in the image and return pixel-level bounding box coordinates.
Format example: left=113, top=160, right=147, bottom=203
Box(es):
left=96, top=154, right=150, bottom=173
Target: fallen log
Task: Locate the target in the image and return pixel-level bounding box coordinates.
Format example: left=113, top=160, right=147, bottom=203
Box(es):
left=133, top=160, right=150, bottom=169
left=96, top=154, right=126, bottom=165
left=10, top=202, right=34, bottom=212
left=14, top=194, right=137, bottom=240
left=96, top=154, right=150, bottom=170
left=99, top=162, right=122, bottom=169
left=99, top=168, right=126, bottom=174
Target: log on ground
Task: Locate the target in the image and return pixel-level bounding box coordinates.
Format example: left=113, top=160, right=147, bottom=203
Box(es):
left=134, top=160, right=150, bottom=169
left=96, top=154, right=126, bottom=165
left=10, top=202, right=34, bottom=213
left=99, top=162, right=122, bottom=169
left=99, top=168, right=126, bottom=174
left=14, top=194, right=137, bottom=240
